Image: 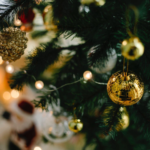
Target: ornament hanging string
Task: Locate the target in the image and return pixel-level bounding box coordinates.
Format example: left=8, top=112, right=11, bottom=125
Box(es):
left=126, top=5, right=139, bottom=37
left=121, top=6, right=143, bottom=61
left=73, top=107, right=77, bottom=119
left=123, top=57, right=129, bottom=76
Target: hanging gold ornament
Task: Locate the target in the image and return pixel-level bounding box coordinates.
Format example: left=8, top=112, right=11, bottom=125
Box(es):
left=103, top=106, right=129, bottom=131
left=0, top=27, right=28, bottom=62
left=80, top=0, right=94, bottom=5
left=43, top=5, right=58, bottom=31
left=107, top=70, right=144, bottom=106
left=94, top=0, right=106, bottom=6
left=80, top=0, right=105, bottom=6
left=116, top=107, right=129, bottom=131
left=68, top=119, right=83, bottom=133
left=121, top=37, right=144, bottom=60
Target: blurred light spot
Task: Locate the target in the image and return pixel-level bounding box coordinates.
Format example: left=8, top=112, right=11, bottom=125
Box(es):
left=3, top=92, right=11, bottom=100
left=11, top=90, right=19, bottom=98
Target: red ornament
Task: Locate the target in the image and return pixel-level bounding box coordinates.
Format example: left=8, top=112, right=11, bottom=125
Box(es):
left=18, top=99, right=34, bottom=114
left=18, top=124, right=37, bottom=148
left=18, top=8, right=35, bottom=24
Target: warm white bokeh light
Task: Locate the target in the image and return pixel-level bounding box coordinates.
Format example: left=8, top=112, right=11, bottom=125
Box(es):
left=6, top=65, right=14, bottom=74
left=83, top=71, right=92, bottom=80
left=122, top=40, right=127, bottom=46
left=11, top=90, right=19, bottom=98
left=3, top=91, right=11, bottom=100
left=35, top=81, right=44, bottom=89
left=14, top=19, right=22, bottom=26
left=34, top=147, right=42, bottom=150
left=0, top=56, right=3, bottom=65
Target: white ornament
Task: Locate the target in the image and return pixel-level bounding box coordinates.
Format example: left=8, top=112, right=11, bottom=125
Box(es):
left=38, top=103, right=74, bottom=143
left=43, top=115, right=73, bottom=143
left=89, top=47, right=117, bottom=74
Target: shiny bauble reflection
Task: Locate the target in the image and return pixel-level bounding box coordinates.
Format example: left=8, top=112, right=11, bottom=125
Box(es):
left=68, top=119, right=83, bottom=133
left=107, top=71, right=144, bottom=106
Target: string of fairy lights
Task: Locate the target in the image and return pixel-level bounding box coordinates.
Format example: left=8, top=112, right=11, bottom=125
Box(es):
left=0, top=55, right=106, bottom=103
left=33, top=70, right=107, bottom=91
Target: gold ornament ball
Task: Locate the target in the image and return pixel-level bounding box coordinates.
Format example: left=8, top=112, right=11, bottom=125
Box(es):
left=107, top=71, right=144, bottom=106
left=94, top=0, right=106, bottom=6
left=103, top=106, right=129, bottom=131
left=68, top=119, right=83, bottom=133
left=43, top=5, right=58, bottom=31
left=0, top=27, right=28, bottom=62
left=121, top=37, right=144, bottom=60
left=116, top=107, right=129, bottom=131
left=81, top=0, right=105, bottom=6
left=80, top=0, right=94, bottom=5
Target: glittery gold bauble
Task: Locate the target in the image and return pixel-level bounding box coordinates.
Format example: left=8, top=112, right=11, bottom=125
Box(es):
left=121, top=37, right=144, bottom=60
left=43, top=5, right=58, bottom=31
left=68, top=119, right=83, bottom=133
left=107, top=71, right=144, bottom=106
left=0, top=27, right=28, bottom=62
left=103, top=106, right=129, bottom=131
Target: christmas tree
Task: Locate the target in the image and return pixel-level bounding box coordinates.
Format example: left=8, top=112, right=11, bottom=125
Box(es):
left=0, top=0, right=150, bottom=150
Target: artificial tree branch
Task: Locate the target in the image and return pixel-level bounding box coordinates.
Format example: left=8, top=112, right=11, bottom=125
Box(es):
left=0, top=0, right=36, bottom=23
left=0, top=1, right=23, bottom=20
left=73, top=85, right=107, bottom=110
left=9, top=43, right=86, bottom=90
left=134, top=104, right=150, bottom=123
left=108, top=105, right=120, bottom=132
